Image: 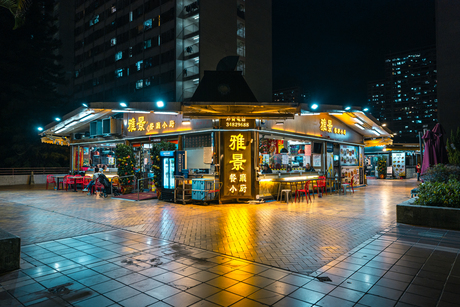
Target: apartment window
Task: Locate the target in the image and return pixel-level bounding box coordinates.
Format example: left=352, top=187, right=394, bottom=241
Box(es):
left=144, top=19, right=152, bottom=30
left=135, top=79, right=143, bottom=89
left=237, top=22, right=245, bottom=38
left=111, top=5, right=116, bottom=13
left=115, top=51, right=122, bottom=61
left=136, top=60, right=143, bottom=71
left=89, top=15, right=99, bottom=26
left=129, top=11, right=133, bottom=22
left=145, top=78, right=151, bottom=87
left=144, top=39, right=152, bottom=49
left=110, top=38, right=116, bottom=46
left=237, top=40, right=245, bottom=57
left=115, top=69, right=123, bottom=78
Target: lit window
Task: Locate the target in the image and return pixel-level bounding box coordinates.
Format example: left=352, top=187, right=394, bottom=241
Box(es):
left=89, top=15, right=99, bottom=26
left=144, top=39, right=151, bottom=49
left=145, top=78, right=151, bottom=87
left=110, top=38, right=116, bottom=46
left=129, top=11, right=133, bottom=22
left=111, top=6, right=116, bottom=13
left=115, top=69, right=123, bottom=78
left=115, top=51, right=122, bottom=61
left=135, top=79, right=143, bottom=89
left=136, top=60, right=143, bottom=71
left=144, top=19, right=152, bottom=30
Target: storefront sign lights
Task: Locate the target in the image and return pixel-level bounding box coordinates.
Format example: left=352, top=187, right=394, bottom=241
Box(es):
left=225, top=116, right=250, bottom=128
left=127, top=116, right=176, bottom=133
left=228, top=133, right=248, bottom=194
left=320, top=118, right=346, bottom=135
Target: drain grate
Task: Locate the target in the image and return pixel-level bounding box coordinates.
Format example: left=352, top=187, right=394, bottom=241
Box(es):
left=316, top=276, right=332, bottom=282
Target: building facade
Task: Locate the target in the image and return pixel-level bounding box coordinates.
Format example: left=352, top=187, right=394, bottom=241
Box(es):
left=436, top=0, right=460, bottom=136
left=273, top=87, right=308, bottom=103
left=368, top=46, right=437, bottom=142
left=70, top=0, right=272, bottom=104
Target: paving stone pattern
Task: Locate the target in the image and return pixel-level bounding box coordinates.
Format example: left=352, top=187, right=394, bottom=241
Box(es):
left=0, top=226, right=459, bottom=307
left=0, top=180, right=415, bottom=274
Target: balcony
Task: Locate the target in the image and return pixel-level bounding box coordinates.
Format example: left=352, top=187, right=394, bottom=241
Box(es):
left=184, top=42, right=199, bottom=58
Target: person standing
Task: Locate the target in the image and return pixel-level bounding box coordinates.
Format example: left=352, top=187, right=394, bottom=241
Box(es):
left=416, top=163, right=421, bottom=181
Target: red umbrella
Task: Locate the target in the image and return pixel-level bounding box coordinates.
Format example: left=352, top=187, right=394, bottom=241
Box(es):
left=421, top=130, right=436, bottom=175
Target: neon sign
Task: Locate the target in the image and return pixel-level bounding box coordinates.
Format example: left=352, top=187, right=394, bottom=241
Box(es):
left=127, top=116, right=176, bottom=133
left=320, top=118, right=346, bottom=135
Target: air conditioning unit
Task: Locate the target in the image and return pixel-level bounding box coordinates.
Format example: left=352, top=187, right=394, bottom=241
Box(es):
left=89, top=120, right=103, bottom=137
left=102, top=118, right=122, bottom=136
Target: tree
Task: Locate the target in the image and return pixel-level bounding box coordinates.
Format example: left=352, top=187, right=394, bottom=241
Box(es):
left=447, top=127, right=460, bottom=166
left=0, top=0, right=32, bottom=29
left=0, top=0, right=70, bottom=167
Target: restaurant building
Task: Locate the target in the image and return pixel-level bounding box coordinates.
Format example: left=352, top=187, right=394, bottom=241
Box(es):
left=40, top=103, right=391, bottom=202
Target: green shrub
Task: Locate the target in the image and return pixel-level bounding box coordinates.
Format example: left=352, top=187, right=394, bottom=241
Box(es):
left=447, top=127, right=460, bottom=166
left=415, top=179, right=460, bottom=208
left=421, top=164, right=460, bottom=183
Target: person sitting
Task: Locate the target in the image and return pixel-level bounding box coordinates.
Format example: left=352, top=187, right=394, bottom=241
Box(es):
left=305, top=163, right=316, bottom=172
left=286, top=165, right=292, bottom=172
left=262, top=164, right=273, bottom=174
left=83, top=167, right=101, bottom=195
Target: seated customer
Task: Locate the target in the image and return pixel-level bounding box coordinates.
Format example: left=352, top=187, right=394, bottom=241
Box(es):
left=262, top=164, right=273, bottom=174
left=83, top=167, right=101, bottom=195
left=305, top=163, right=315, bottom=172
left=286, top=165, right=292, bottom=172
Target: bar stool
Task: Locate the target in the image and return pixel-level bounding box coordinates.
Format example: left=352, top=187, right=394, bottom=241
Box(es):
left=280, top=189, right=291, bottom=203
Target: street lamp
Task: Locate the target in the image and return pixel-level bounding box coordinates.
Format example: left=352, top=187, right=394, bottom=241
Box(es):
left=363, top=107, right=369, bottom=112
left=311, top=103, right=319, bottom=110
left=120, top=102, right=127, bottom=107
left=55, top=117, right=61, bottom=122
left=37, top=127, right=43, bottom=131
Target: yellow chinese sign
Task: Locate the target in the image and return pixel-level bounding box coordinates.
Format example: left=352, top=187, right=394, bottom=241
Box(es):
left=320, top=118, right=346, bottom=135
left=127, top=116, right=176, bottom=134
left=225, top=116, right=250, bottom=128
left=222, top=119, right=253, bottom=198
left=228, top=134, right=247, bottom=194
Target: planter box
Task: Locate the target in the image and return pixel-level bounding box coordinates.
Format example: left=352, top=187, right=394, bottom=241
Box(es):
left=0, top=229, right=21, bottom=273
left=397, top=198, right=460, bottom=230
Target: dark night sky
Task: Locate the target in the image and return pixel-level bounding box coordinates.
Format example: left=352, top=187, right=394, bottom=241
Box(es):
left=272, top=0, right=436, bottom=106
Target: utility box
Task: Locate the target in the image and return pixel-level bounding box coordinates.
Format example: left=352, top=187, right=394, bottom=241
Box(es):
left=0, top=229, right=20, bottom=273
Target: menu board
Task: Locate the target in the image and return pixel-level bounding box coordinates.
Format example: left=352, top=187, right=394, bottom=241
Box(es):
left=392, top=152, right=406, bottom=177
left=313, top=154, right=321, bottom=167
left=341, top=166, right=359, bottom=185
left=340, top=145, right=358, bottom=166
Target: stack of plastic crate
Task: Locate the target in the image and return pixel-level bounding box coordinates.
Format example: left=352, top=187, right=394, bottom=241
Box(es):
left=192, top=178, right=216, bottom=201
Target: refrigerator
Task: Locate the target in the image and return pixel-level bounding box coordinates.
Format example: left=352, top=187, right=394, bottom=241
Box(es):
left=159, top=151, right=186, bottom=201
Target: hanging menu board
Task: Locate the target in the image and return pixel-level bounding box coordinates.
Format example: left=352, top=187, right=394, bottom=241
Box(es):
left=184, top=134, right=212, bottom=148
left=340, top=145, right=358, bottom=166
left=392, top=152, right=406, bottom=177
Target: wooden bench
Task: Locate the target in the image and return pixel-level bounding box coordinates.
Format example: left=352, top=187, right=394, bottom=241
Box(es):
left=0, top=229, right=20, bottom=273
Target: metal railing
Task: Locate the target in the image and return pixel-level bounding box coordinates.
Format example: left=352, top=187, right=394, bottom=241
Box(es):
left=0, top=167, right=69, bottom=176
left=136, top=177, right=151, bottom=201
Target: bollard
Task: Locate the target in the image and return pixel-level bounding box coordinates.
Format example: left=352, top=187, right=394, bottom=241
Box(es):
left=29, top=171, right=35, bottom=185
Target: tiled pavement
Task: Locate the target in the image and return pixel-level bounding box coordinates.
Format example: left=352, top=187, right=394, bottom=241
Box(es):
left=0, top=179, right=415, bottom=274
left=1, top=179, right=460, bottom=306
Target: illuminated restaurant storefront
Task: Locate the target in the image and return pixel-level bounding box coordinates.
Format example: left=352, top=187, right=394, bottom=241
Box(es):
left=39, top=101, right=391, bottom=202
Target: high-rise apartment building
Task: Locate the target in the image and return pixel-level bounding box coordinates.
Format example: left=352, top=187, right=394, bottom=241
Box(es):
left=368, top=46, right=437, bottom=142
left=70, top=0, right=272, bottom=104
left=273, top=87, right=308, bottom=103
left=436, top=1, right=460, bottom=136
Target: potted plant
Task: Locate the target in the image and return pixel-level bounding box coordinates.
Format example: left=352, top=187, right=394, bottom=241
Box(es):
left=377, top=158, right=387, bottom=179
left=115, top=144, right=136, bottom=194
